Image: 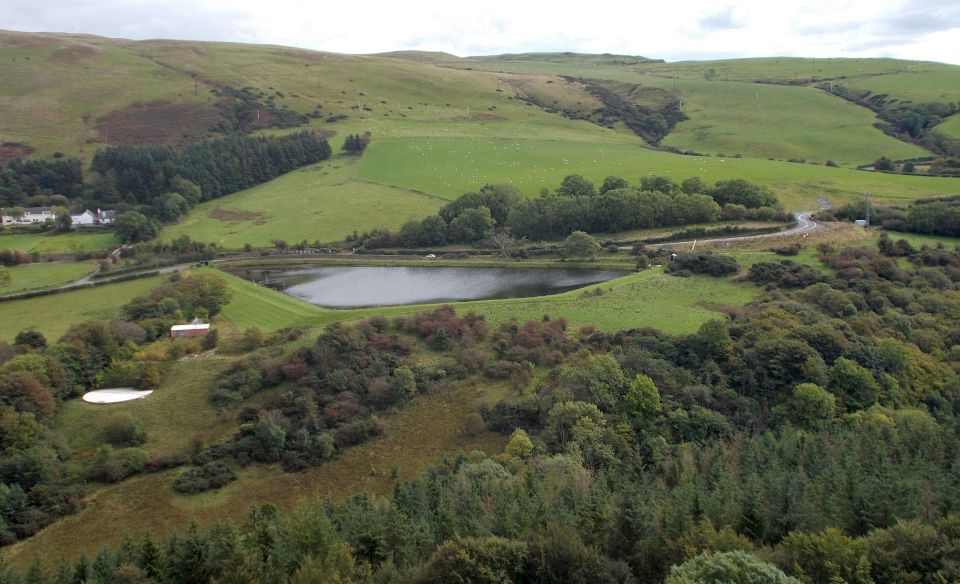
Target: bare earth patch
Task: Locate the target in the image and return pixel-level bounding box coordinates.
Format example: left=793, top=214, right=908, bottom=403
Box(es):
left=0, top=142, right=34, bottom=164
left=452, top=113, right=508, bottom=122
left=48, top=44, right=100, bottom=64
left=209, top=207, right=269, bottom=224
left=96, top=101, right=222, bottom=146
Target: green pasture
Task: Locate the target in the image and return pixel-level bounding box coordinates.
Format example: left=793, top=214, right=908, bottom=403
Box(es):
left=456, top=55, right=957, bottom=85
left=162, top=157, right=444, bottom=248
left=0, top=230, right=118, bottom=253
left=654, top=79, right=927, bottom=164
left=216, top=271, right=331, bottom=332
left=357, top=136, right=960, bottom=211
left=1, top=261, right=94, bottom=294
left=446, top=55, right=954, bottom=163
left=935, top=115, right=960, bottom=139
left=0, top=275, right=163, bottom=342
left=836, top=70, right=960, bottom=104
left=455, top=268, right=755, bottom=334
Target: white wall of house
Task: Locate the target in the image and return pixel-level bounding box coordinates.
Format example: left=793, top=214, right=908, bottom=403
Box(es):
left=71, top=210, right=96, bottom=225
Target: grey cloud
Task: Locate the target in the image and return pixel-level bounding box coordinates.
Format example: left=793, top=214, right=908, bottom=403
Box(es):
left=0, top=0, right=252, bottom=43
left=698, top=7, right=742, bottom=32
left=872, top=0, right=960, bottom=34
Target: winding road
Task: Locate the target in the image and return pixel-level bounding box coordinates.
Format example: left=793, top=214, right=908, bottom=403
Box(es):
left=620, top=211, right=820, bottom=251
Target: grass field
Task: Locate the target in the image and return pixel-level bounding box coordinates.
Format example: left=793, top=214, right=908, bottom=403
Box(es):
left=215, top=269, right=332, bottom=332
left=356, top=136, right=960, bottom=210
left=1, top=260, right=94, bottom=294
left=655, top=80, right=926, bottom=164
left=455, top=55, right=958, bottom=89
left=0, top=276, right=163, bottom=342
left=836, top=70, right=960, bottom=105
left=441, top=55, right=958, bottom=164
left=0, top=231, right=119, bottom=253
left=936, top=114, right=960, bottom=140
left=56, top=359, right=233, bottom=460
left=162, top=157, right=445, bottom=248
left=454, top=268, right=754, bottom=334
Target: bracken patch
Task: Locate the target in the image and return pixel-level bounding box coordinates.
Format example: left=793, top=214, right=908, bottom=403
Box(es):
left=95, top=101, right=222, bottom=146
left=48, top=44, right=100, bottom=65
left=0, top=142, right=34, bottom=164
left=209, top=207, right=269, bottom=224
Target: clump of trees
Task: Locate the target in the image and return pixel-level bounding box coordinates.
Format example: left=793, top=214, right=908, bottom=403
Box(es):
left=666, top=251, right=740, bottom=276
left=341, top=132, right=371, bottom=155
left=353, top=175, right=783, bottom=249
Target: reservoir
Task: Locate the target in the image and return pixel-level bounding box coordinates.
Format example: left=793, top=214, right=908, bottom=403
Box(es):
left=254, top=265, right=627, bottom=308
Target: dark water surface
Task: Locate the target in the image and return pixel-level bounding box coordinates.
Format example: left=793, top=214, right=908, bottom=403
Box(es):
left=265, top=266, right=627, bottom=308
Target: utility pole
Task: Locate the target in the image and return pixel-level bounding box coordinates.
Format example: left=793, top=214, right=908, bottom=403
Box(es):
left=864, top=191, right=872, bottom=227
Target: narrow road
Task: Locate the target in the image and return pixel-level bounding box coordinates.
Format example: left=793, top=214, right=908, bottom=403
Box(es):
left=619, top=211, right=820, bottom=251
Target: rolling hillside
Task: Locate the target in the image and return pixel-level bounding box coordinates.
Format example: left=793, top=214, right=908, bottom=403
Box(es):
left=2, top=31, right=959, bottom=250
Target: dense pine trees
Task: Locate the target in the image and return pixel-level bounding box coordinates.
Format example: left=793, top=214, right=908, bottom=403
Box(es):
left=0, top=132, right=332, bottom=230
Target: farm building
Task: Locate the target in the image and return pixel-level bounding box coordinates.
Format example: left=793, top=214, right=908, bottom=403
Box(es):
left=1, top=207, right=117, bottom=227
left=170, top=322, right=210, bottom=338
left=70, top=210, right=96, bottom=225
left=97, top=209, right=117, bottom=224
left=0, top=206, right=56, bottom=225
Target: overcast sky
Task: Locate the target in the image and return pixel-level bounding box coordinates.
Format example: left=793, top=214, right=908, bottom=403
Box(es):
left=2, top=0, right=959, bottom=64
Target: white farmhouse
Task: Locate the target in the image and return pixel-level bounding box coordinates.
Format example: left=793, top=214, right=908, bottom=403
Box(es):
left=70, top=210, right=96, bottom=225
left=0, top=206, right=56, bottom=226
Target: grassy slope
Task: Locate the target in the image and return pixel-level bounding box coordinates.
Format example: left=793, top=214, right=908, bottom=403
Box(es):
left=211, top=265, right=753, bottom=335
left=0, top=231, right=119, bottom=253
left=5, top=33, right=958, bottom=237
left=936, top=114, right=960, bottom=139
left=0, top=275, right=163, bottom=342
left=1, top=260, right=94, bottom=294
left=57, top=359, right=233, bottom=459
left=656, top=79, right=925, bottom=164
left=356, top=136, right=960, bottom=210
left=0, top=32, right=203, bottom=158
left=162, top=156, right=445, bottom=248
left=445, top=55, right=959, bottom=164
left=4, top=373, right=507, bottom=569
left=836, top=70, right=960, bottom=104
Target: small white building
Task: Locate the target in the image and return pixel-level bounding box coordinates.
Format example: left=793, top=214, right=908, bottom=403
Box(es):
left=70, top=210, right=96, bottom=225
left=0, top=206, right=56, bottom=226
left=170, top=323, right=211, bottom=338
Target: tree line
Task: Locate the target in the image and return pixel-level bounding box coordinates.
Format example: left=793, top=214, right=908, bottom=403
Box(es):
left=833, top=196, right=960, bottom=238
left=352, top=175, right=785, bottom=249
